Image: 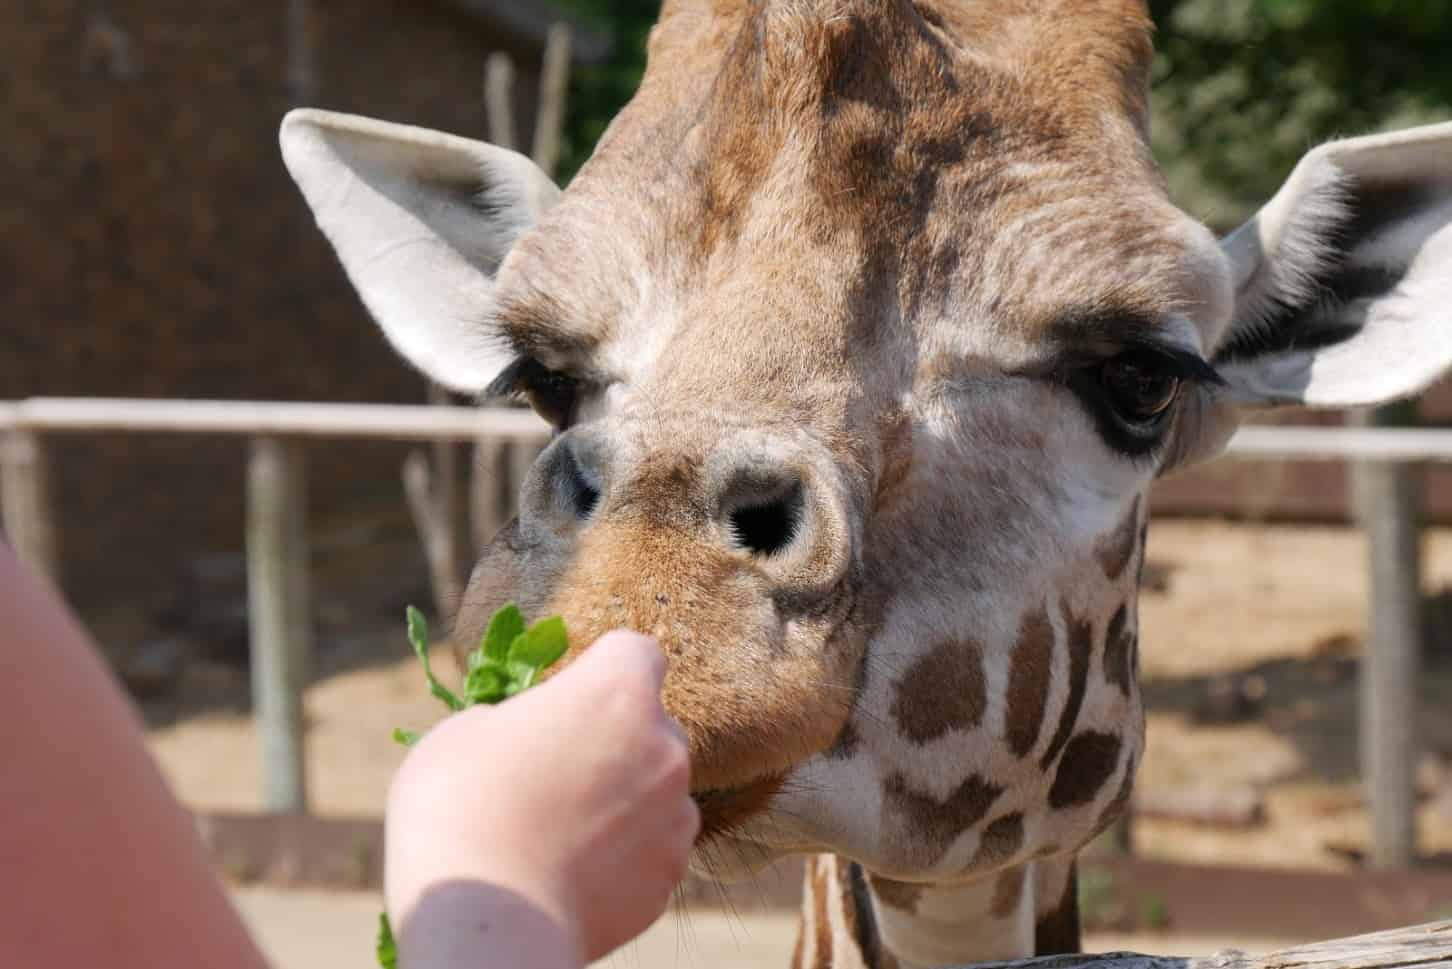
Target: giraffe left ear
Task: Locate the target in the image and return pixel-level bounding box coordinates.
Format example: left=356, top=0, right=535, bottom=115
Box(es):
left=1166, top=122, right=1452, bottom=471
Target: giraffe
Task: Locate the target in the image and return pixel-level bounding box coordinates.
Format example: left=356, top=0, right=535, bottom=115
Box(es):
left=279, top=1, right=1452, bottom=965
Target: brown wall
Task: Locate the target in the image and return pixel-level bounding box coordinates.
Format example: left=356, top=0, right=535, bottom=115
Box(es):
left=1, top=1, right=546, bottom=632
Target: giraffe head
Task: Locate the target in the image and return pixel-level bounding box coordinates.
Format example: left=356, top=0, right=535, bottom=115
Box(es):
left=283, top=0, right=1452, bottom=890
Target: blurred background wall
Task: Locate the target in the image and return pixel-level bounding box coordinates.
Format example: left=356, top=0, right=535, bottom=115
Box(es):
left=2, top=1, right=605, bottom=648
left=5, top=0, right=1452, bottom=651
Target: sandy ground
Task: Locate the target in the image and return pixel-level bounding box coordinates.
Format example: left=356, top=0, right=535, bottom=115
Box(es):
left=148, top=519, right=1452, bottom=872
left=233, top=889, right=1307, bottom=969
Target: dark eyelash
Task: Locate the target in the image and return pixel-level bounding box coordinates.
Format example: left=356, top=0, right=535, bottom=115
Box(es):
left=1129, top=343, right=1225, bottom=387
left=483, top=356, right=551, bottom=402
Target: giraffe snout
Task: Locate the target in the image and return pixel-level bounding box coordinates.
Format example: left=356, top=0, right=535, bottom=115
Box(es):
left=515, top=425, right=857, bottom=610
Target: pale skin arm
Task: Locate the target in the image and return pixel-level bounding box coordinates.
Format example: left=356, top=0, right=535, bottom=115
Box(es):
left=0, top=543, right=698, bottom=969
left=0, top=544, right=272, bottom=969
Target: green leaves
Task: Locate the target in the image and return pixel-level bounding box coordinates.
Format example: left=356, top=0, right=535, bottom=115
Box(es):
left=377, top=912, right=397, bottom=969
left=381, top=603, right=571, bottom=965
left=481, top=603, right=526, bottom=664
left=394, top=601, right=570, bottom=732
left=406, top=606, right=464, bottom=713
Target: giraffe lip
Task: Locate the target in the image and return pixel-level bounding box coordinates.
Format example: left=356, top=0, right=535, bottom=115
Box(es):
left=691, top=776, right=784, bottom=843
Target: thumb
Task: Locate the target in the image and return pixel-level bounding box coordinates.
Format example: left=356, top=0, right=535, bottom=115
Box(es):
left=563, top=630, right=667, bottom=692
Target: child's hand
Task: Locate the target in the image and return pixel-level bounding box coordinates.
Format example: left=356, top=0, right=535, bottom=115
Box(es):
left=384, top=630, right=699, bottom=965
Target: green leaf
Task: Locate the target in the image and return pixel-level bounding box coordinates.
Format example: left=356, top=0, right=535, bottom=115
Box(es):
left=377, top=912, right=397, bottom=969
left=508, top=616, right=570, bottom=671
left=482, top=603, right=526, bottom=664
left=392, top=727, right=420, bottom=747
left=464, top=662, right=509, bottom=705
left=406, top=605, right=464, bottom=712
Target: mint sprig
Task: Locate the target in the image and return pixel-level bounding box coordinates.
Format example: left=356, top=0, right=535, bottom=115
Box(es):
left=380, top=603, right=571, bottom=965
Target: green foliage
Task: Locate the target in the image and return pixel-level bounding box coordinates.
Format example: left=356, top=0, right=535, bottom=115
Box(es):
left=555, top=1, right=1452, bottom=227
left=380, top=605, right=572, bottom=964
left=377, top=912, right=397, bottom=969
left=552, top=0, right=657, bottom=181
left=1149, top=0, right=1452, bottom=229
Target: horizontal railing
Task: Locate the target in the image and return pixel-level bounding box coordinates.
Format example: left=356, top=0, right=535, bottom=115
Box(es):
left=0, top=398, right=1434, bottom=871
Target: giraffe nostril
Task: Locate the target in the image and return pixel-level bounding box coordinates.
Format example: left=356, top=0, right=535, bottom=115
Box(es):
left=728, top=481, right=802, bottom=557
left=552, top=441, right=601, bottom=520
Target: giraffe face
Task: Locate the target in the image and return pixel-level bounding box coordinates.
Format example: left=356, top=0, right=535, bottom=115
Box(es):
left=283, top=0, right=1452, bottom=899
left=443, top=8, right=1233, bottom=875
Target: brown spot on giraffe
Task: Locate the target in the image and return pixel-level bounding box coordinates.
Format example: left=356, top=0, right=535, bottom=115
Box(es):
left=973, top=811, right=1026, bottom=868
left=1034, top=862, right=1082, bottom=955
left=1103, top=602, right=1135, bottom=696
left=989, top=866, right=1026, bottom=919
left=1048, top=731, right=1123, bottom=810
left=1096, top=497, right=1141, bottom=581
left=884, top=772, right=1004, bottom=857
left=1039, top=606, right=1093, bottom=770
left=1006, top=603, right=1054, bottom=758
left=1090, top=755, right=1137, bottom=839
left=891, top=638, right=987, bottom=744
left=867, top=873, right=925, bottom=912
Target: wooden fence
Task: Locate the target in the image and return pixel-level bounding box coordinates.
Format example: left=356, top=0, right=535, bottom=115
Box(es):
left=0, top=397, right=1440, bottom=872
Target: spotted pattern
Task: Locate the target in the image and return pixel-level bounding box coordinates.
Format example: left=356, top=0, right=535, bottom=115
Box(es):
left=892, top=638, right=987, bottom=744
left=1096, top=497, right=1141, bottom=580
left=1039, top=607, right=1093, bottom=770
left=884, top=772, right=1004, bottom=854
left=1034, top=863, right=1081, bottom=955
left=1005, top=604, right=1054, bottom=758
left=989, top=866, right=1027, bottom=919
left=1102, top=602, right=1135, bottom=696
left=1048, top=731, right=1123, bottom=810
left=972, top=812, right=1026, bottom=868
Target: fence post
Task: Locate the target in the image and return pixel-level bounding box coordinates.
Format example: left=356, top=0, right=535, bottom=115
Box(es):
left=1351, top=405, right=1421, bottom=869
left=1, top=430, right=58, bottom=582
left=247, top=436, right=310, bottom=813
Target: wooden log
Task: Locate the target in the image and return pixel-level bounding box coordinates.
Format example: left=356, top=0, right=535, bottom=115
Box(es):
left=247, top=437, right=310, bottom=813
left=531, top=23, right=572, bottom=177
left=400, top=384, right=465, bottom=623
left=1351, top=405, right=1422, bottom=870
left=484, top=52, right=516, bottom=151
left=284, top=0, right=316, bottom=103
left=964, top=920, right=1452, bottom=969
left=0, top=430, right=58, bottom=581
left=471, top=435, right=512, bottom=554
left=403, top=450, right=462, bottom=623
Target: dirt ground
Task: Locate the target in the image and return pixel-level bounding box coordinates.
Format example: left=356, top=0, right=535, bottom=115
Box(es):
left=145, top=519, right=1452, bottom=874
left=234, top=889, right=1309, bottom=969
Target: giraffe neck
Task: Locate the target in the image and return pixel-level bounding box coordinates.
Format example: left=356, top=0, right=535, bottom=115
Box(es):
left=792, top=854, right=1080, bottom=969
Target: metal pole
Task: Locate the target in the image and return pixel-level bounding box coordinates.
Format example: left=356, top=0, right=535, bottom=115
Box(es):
left=247, top=437, right=310, bottom=813
left=1351, top=404, right=1421, bottom=869
left=0, top=430, right=58, bottom=582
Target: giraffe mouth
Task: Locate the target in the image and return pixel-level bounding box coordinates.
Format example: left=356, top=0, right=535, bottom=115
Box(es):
left=690, top=775, right=784, bottom=844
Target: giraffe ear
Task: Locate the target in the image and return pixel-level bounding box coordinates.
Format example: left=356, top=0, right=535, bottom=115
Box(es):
left=1166, top=122, right=1452, bottom=471
left=279, top=109, right=561, bottom=394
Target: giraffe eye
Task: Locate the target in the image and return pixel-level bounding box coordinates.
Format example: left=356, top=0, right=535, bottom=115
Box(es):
left=515, top=359, right=582, bottom=430
left=1100, top=352, right=1180, bottom=428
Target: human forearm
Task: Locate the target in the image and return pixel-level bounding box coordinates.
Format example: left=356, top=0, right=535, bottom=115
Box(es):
left=0, top=547, right=270, bottom=969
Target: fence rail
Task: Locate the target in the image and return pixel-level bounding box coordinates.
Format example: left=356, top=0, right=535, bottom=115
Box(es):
left=0, top=397, right=551, bottom=440
left=0, top=398, right=1436, bottom=868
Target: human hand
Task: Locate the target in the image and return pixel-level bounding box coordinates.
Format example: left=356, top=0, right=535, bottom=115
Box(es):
left=384, top=630, right=699, bottom=966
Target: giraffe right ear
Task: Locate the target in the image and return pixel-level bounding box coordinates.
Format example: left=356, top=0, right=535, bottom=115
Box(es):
left=279, top=109, right=561, bottom=393
left=1166, top=122, right=1452, bottom=472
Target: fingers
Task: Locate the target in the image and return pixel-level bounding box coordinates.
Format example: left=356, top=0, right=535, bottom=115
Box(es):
left=577, top=629, right=667, bottom=690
